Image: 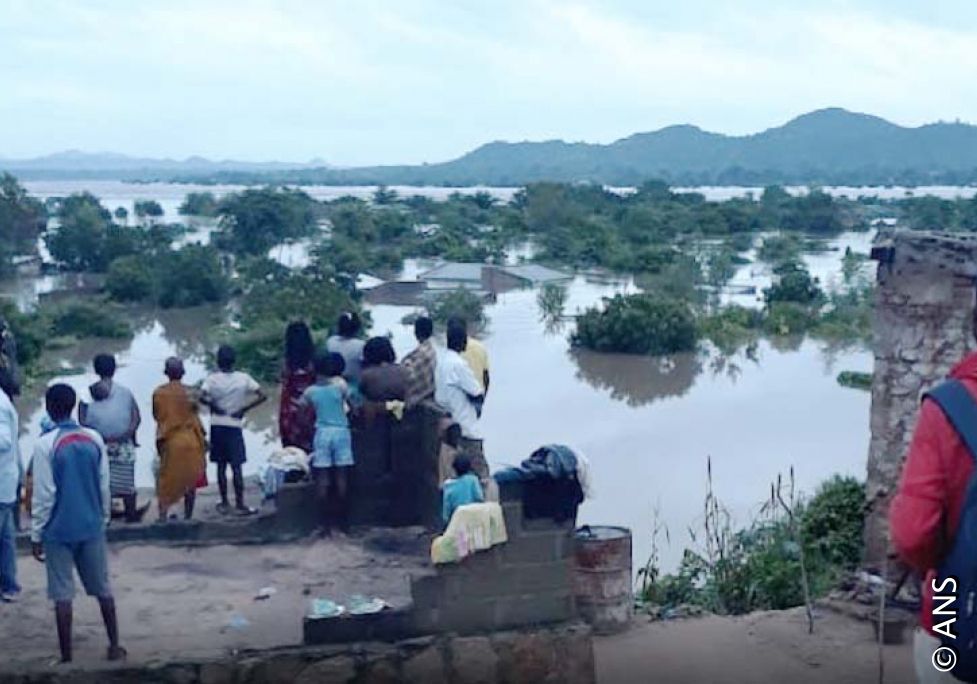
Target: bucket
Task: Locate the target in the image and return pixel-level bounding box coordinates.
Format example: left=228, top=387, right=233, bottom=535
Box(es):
left=573, top=525, right=633, bottom=634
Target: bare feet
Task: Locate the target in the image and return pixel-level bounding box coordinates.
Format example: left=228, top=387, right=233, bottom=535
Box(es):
left=107, top=645, right=127, bottom=662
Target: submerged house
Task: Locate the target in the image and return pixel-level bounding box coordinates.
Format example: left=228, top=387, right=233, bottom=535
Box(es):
left=363, top=261, right=572, bottom=306
left=419, top=262, right=571, bottom=293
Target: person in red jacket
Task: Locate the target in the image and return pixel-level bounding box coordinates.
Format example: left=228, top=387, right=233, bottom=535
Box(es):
left=890, top=342, right=977, bottom=683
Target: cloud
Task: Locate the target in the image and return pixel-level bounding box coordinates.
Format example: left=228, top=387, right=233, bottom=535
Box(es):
left=1, top=0, right=976, bottom=164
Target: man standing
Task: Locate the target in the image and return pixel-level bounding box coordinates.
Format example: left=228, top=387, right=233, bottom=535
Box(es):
left=201, top=345, right=266, bottom=515
left=890, top=310, right=977, bottom=683
left=435, top=321, right=487, bottom=479
left=449, top=317, right=490, bottom=396
left=402, top=316, right=437, bottom=407
left=31, top=383, right=125, bottom=663
left=80, top=354, right=143, bottom=523
left=0, top=368, right=20, bottom=603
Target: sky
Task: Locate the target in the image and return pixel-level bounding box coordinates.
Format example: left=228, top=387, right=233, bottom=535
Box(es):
left=2, top=0, right=977, bottom=166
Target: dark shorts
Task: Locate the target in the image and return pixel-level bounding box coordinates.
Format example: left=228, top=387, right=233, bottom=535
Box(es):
left=210, top=425, right=246, bottom=466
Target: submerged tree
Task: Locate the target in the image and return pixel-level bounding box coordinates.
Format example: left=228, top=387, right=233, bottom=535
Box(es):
left=572, top=294, right=698, bottom=355
left=178, top=191, right=219, bottom=217
left=134, top=199, right=164, bottom=223
left=215, top=186, right=317, bottom=255
left=0, top=173, right=46, bottom=272
left=47, top=192, right=115, bottom=271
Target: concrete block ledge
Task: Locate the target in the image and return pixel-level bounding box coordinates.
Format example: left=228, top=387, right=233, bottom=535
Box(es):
left=0, top=623, right=595, bottom=684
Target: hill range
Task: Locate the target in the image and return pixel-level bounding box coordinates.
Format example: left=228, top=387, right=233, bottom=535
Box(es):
left=5, top=108, right=977, bottom=186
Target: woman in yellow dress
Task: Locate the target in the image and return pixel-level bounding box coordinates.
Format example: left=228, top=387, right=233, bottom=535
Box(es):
left=154, top=357, right=207, bottom=521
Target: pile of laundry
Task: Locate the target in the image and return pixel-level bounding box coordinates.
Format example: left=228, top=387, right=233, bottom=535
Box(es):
left=494, top=444, right=592, bottom=523
left=258, top=447, right=311, bottom=500
left=431, top=501, right=508, bottom=564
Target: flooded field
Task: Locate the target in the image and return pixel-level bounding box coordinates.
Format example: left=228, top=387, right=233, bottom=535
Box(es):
left=7, top=183, right=878, bottom=571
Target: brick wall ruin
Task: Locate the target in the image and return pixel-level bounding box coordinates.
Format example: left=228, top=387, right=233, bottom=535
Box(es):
left=864, top=231, right=977, bottom=567
left=304, top=479, right=578, bottom=645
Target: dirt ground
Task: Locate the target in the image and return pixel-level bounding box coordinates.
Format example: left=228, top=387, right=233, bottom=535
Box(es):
left=0, top=530, right=429, bottom=671
left=595, top=606, right=916, bottom=684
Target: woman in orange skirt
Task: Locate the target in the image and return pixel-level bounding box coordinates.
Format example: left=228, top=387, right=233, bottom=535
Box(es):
left=154, top=357, right=207, bottom=521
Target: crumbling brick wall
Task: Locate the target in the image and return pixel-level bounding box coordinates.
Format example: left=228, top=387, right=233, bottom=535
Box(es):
left=864, top=232, right=977, bottom=567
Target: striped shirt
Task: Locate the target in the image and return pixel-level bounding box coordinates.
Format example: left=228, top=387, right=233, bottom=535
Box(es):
left=402, top=339, right=437, bottom=407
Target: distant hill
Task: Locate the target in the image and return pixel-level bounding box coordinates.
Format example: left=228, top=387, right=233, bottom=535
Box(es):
left=0, top=151, right=326, bottom=180
left=7, top=109, right=977, bottom=186
left=187, top=109, right=977, bottom=186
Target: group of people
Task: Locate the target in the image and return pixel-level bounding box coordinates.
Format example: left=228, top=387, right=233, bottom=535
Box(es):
left=0, top=309, right=491, bottom=663
left=0, top=344, right=268, bottom=663
left=277, top=311, right=491, bottom=533
left=71, top=347, right=268, bottom=524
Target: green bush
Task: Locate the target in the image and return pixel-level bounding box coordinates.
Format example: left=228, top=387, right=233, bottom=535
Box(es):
left=239, top=271, right=357, bottom=331
left=215, top=187, right=317, bottom=255
left=106, top=255, right=155, bottom=302
left=428, top=288, right=487, bottom=331
left=156, top=245, right=228, bottom=308
left=134, top=199, right=164, bottom=219
left=801, top=476, right=865, bottom=571
left=105, top=246, right=228, bottom=308
left=757, top=234, right=801, bottom=264
left=812, top=286, right=872, bottom=343
left=837, top=371, right=872, bottom=391
left=763, top=261, right=824, bottom=305
left=178, top=192, right=219, bottom=217
left=640, top=474, right=865, bottom=615
left=763, top=302, right=818, bottom=336
left=698, top=305, right=763, bottom=351
left=572, top=294, right=698, bottom=355
left=46, top=301, right=131, bottom=339
left=537, top=283, right=568, bottom=322
left=0, top=300, right=46, bottom=370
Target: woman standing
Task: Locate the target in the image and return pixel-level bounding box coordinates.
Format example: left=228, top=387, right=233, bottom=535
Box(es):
left=80, top=354, right=143, bottom=523
left=154, top=357, right=208, bottom=521
left=360, top=336, right=408, bottom=403
left=279, top=321, right=316, bottom=453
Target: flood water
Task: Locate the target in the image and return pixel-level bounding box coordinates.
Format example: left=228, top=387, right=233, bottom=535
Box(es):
left=9, top=182, right=880, bottom=572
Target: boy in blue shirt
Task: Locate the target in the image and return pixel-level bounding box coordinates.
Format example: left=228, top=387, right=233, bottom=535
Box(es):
left=31, top=383, right=125, bottom=663
left=300, top=352, right=352, bottom=534
left=442, top=453, right=484, bottom=525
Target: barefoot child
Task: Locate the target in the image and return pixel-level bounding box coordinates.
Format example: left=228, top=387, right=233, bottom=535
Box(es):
left=300, top=352, right=353, bottom=534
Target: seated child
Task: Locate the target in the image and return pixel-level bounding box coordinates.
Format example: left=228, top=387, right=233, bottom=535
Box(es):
left=300, top=352, right=353, bottom=534
left=441, top=453, right=484, bottom=524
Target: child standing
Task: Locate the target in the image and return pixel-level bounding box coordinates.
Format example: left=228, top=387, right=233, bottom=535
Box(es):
left=300, top=352, right=353, bottom=534
left=31, top=384, right=125, bottom=663
left=441, top=453, right=484, bottom=525
left=200, top=345, right=267, bottom=515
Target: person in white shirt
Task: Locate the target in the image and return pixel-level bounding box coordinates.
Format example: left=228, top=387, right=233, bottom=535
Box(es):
left=200, top=345, right=266, bottom=515
left=435, top=322, right=487, bottom=480
left=0, top=368, right=20, bottom=602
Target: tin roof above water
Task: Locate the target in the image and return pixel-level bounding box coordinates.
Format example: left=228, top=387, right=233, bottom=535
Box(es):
left=418, top=262, right=570, bottom=284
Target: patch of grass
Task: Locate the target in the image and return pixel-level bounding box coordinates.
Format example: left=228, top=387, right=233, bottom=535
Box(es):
left=47, top=300, right=132, bottom=339
left=639, top=472, right=865, bottom=616
left=837, top=371, right=872, bottom=391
